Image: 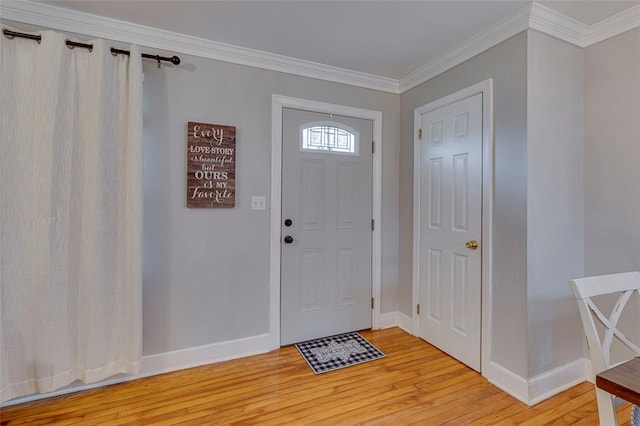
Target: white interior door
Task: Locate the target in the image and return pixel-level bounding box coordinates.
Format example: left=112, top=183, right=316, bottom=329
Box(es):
left=416, top=93, right=483, bottom=371
left=281, top=108, right=373, bottom=346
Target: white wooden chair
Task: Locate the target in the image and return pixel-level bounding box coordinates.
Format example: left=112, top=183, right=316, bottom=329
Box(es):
left=569, top=272, right=640, bottom=426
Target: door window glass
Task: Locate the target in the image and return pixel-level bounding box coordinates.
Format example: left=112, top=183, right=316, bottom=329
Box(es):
left=301, top=122, right=358, bottom=155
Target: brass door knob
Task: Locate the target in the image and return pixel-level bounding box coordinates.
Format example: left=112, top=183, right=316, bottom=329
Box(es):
left=465, top=240, right=479, bottom=250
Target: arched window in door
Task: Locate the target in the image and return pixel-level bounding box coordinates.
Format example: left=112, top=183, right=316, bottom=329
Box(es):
left=301, top=122, right=359, bottom=155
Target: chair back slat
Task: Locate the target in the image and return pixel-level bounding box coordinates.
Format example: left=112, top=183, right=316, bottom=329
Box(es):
left=570, top=271, right=640, bottom=299
left=570, top=272, right=640, bottom=373
left=571, top=273, right=640, bottom=426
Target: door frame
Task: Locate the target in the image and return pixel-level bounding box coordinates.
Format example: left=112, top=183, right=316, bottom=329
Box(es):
left=270, top=94, right=383, bottom=349
left=412, top=79, right=493, bottom=373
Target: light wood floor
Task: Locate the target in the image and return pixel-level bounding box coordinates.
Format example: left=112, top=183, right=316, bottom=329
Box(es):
left=0, top=327, right=633, bottom=425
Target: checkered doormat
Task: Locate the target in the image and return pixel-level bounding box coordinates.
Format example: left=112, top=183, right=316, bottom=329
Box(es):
left=295, top=331, right=385, bottom=374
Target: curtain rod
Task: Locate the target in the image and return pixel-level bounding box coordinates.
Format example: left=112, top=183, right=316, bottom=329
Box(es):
left=2, top=29, right=181, bottom=67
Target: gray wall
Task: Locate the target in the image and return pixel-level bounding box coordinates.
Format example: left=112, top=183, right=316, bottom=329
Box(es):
left=583, top=28, right=640, bottom=358
left=142, top=54, right=400, bottom=354
left=400, top=32, right=529, bottom=377
left=584, top=28, right=640, bottom=276
left=526, top=30, right=584, bottom=377
left=6, top=13, right=639, bottom=391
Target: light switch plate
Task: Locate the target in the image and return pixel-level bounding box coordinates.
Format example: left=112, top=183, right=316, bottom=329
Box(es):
left=251, top=196, right=266, bottom=211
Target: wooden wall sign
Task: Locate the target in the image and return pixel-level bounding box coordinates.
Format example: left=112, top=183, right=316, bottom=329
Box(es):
left=186, top=121, right=236, bottom=208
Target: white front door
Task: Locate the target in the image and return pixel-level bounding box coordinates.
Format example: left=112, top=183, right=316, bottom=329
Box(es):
left=415, top=93, right=483, bottom=371
left=281, top=108, right=373, bottom=346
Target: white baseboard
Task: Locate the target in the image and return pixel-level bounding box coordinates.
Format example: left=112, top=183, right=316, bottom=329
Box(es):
left=484, top=358, right=590, bottom=406
left=140, top=333, right=271, bottom=376
left=484, top=360, right=531, bottom=405
left=584, top=358, right=594, bottom=383
left=528, top=358, right=589, bottom=405
left=379, top=311, right=413, bottom=334
left=3, top=327, right=591, bottom=409
left=2, top=333, right=272, bottom=407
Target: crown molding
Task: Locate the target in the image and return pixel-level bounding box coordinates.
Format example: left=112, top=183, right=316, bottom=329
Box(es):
left=2, top=1, right=639, bottom=95
left=528, top=2, right=589, bottom=47
left=0, top=0, right=400, bottom=94
left=400, top=1, right=638, bottom=93
left=399, top=3, right=532, bottom=93
left=585, top=3, right=640, bottom=47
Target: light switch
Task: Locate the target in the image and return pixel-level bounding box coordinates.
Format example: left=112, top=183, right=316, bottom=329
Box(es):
left=251, top=196, right=266, bottom=211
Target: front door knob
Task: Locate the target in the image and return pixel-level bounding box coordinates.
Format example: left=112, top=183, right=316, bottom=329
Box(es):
left=465, top=240, right=479, bottom=250
left=284, top=235, right=294, bottom=244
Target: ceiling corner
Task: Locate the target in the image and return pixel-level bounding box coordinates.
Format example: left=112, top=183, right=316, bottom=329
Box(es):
left=529, top=2, right=589, bottom=47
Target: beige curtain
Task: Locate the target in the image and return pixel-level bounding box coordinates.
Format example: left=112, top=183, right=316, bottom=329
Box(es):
left=0, top=29, right=143, bottom=403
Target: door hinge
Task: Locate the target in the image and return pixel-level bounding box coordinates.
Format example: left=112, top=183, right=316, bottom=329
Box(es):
left=371, top=297, right=375, bottom=309
left=417, top=304, right=421, bottom=315
left=418, top=128, right=423, bottom=140
left=372, top=141, right=375, bottom=154
left=371, top=218, right=375, bottom=231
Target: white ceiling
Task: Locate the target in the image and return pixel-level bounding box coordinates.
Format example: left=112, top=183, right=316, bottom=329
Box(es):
left=33, top=0, right=640, bottom=80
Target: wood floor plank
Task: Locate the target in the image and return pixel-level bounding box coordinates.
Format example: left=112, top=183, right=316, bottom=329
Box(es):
left=489, top=383, right=594, bottom=426
left=0, top=327, right=631, bottom=425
